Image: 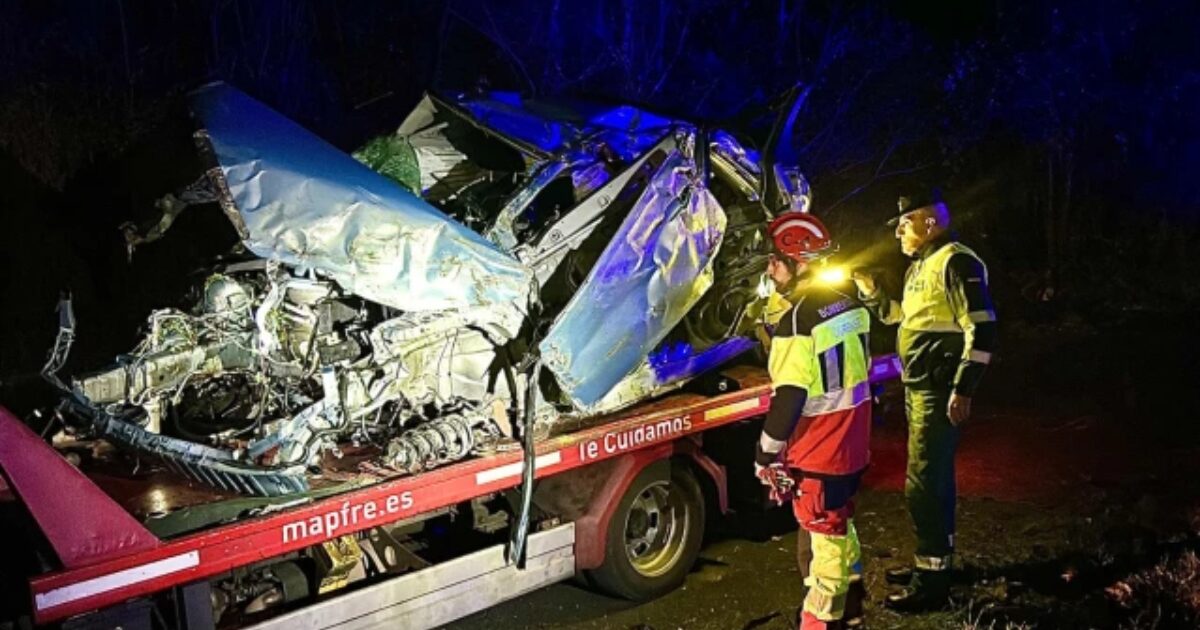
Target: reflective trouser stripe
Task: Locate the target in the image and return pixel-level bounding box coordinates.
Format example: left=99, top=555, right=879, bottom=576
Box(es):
left=968, top=349, right=992, bottom=364
left=901, top=321, right=962, bottom=333
left=802, top=521, right=860, bottom=621
left=914, top=554, right=953, bottom=571
left=968, top=309, right=997, bottom=323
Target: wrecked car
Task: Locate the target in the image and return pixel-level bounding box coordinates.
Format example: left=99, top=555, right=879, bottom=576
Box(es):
left=45, top=82, right=813, bottom=497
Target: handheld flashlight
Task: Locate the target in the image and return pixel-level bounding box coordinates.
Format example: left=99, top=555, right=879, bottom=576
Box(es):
left=817, top=266, right=848, bottom=285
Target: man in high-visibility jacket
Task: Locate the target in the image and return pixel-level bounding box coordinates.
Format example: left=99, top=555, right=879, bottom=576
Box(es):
left=853, top=191, right=998, bottom=611
left=755, top=213, right=873, bottom=630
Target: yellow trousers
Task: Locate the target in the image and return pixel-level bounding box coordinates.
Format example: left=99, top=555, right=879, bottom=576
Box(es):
left=802, top=519, right=861, bottom=621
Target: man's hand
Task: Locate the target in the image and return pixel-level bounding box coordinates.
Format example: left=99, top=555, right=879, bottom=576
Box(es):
left=755, top=462, right=795, bottom=505
left=948, top=393, right=972, bottom=426
left=851, top=270, right=877, bottom=297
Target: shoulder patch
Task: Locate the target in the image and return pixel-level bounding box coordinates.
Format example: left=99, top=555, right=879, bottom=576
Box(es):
left=817, top=298, right=854, bottom=319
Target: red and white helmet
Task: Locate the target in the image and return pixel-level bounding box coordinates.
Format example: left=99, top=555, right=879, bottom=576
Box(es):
left=767, top=212, right=835, bottom=262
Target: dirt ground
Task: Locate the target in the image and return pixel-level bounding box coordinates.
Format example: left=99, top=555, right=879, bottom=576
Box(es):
left=454, top=373, right=1200, bottom=630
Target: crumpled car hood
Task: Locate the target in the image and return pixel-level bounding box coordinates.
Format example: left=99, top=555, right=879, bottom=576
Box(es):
left=191, top=84, right=737, bottom=411
left=191, top=82, right=534, bottom=314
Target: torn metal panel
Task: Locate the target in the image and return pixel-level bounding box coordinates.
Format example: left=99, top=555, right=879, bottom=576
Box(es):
left=72, top=401, right=310, bottom=497
left=649, top=337, right=759, bottom=385
left=458, top=92, right=677, bottom=161
left=400, top=93, right=553, bottom=163
left=760, top=83, right=813, bottom=215
left=709, top=130, right=763, bottom=201
left=586, top=337, right=755, bottom=418
left=519, top=135, right=675, bottom=286
left=388, top=94, right=516, bottom=196
left=190, top=82, right=534, bottom=315
left=485, top=159, right=572, bottom=252
left=539, top=132, right=728, bottom=410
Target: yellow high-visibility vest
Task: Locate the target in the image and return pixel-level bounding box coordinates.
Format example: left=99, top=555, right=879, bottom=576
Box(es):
left=901, top=242, right=989, bottom=334
left=769, top=299, right=871, bottom=399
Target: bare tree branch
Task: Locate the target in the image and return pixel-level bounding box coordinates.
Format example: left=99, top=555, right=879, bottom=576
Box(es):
left=824, top=160, right=932, bottom=214
left=447, top=4, right=537, bottom=95
left=647, top=14, right=690, bottom=99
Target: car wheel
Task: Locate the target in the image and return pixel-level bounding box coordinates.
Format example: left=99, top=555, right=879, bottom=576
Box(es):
left=682, top=280, right=760, bottom=348
left=586, top=463, right=705, bottom=601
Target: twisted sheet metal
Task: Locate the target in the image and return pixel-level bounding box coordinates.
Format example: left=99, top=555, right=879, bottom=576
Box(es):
left=190, top=82, right=533, bottom=317
left=539, top=137, right=727, bottom=411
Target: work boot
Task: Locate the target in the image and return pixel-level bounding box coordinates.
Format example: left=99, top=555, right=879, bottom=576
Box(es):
left=884, top=565, right=913, bottom=586
left=843, top=579, right=867, bottom=627
left=883, top=570, right=950, bottom=613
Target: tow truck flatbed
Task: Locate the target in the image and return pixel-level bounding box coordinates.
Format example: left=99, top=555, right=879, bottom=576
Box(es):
left=0, top=358, right=900, bottom=628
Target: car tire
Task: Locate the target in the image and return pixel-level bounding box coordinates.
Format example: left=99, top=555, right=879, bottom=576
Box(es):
left=586, top=463, right=705, bottom=602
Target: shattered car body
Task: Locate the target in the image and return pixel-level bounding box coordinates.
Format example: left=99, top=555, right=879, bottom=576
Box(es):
left=52, top=82, right=812, bottom=497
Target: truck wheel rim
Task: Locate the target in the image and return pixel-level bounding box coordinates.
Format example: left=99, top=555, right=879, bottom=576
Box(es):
left=624, top=481, right=688, bottom=578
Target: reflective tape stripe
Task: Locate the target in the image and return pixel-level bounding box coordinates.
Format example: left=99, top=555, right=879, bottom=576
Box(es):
left=803, top=381, right=870, bottom=416
left=802, top=586, right=847, bottom=620
left=968, top=349, right=993, bottom=364
left=759, top=433, right=787, bottom=454
left=914, top=554, right=953, bottom=571
left=35, top=551, right=200, bottom=611
left=901, top=321, right=962, bottom=333
left=803, top=589, right=846, bottom=619
left=704, top=397, right=766, bottom=422
left=823, top=347, right=841, bottom=391
left=968, top=309, right=997, bottom=323
left=475, top=451, right=562, bottom=485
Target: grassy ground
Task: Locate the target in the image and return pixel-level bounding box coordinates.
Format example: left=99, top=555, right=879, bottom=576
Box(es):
left=455, top=483, right=1200, bottom=629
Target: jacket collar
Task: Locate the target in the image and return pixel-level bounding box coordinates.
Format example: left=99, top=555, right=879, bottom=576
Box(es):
left=780, top=269, right=815, bottom=304
left=917, top=232, right=956, bottom=260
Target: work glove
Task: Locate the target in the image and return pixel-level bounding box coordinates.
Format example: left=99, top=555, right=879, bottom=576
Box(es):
left=755, top=273, right=776, bottom=299
left=733, top=274, right=780, bottom=338
left=755, top=462, right=795, bottom=505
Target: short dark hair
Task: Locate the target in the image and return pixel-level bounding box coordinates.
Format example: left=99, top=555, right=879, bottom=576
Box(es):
left=769, top=248, right=801, bottom=272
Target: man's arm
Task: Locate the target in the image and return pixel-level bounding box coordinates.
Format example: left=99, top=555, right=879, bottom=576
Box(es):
left=757, top=306, right=814, bottom=468
left=946, top=253, right=998, bottom=398
left=756, top=386, right=807, bottom=467
left=854, top=271, right=904, bottom=325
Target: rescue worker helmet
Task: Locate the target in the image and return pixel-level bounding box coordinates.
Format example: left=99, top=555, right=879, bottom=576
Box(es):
left=768, top=212, right=836, bottom=263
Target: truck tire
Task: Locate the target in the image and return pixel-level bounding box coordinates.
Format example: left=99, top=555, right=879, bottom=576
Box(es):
left=586, top=463, right=705, bottom=601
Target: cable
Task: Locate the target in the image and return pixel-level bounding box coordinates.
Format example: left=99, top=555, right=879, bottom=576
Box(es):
left=507, top=360, right=541, bottom=569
